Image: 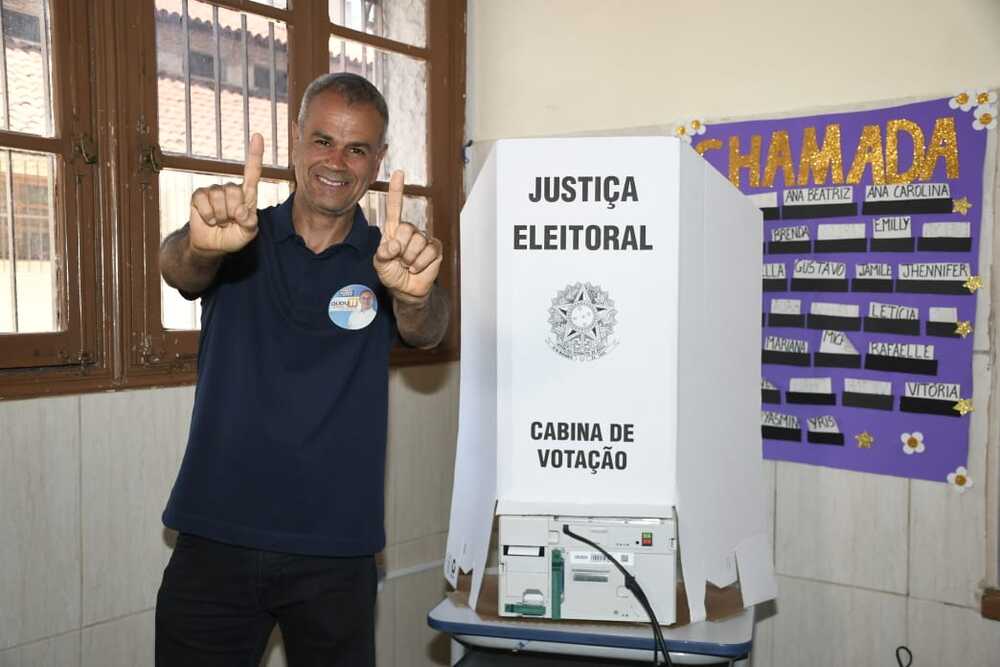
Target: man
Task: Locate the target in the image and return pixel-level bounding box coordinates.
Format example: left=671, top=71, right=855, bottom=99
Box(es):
left=156, top=72, right=448, bottom=666
left=343, top=287, right=377, bottom=330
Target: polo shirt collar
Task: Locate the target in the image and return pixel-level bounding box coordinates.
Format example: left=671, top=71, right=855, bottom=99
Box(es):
left=272, top=193, right=368, bottom=252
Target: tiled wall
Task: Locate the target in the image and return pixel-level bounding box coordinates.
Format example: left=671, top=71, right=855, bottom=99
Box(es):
left=0, top=362, right=458, bottom=667
left=749, top=353, right=999, bottom=666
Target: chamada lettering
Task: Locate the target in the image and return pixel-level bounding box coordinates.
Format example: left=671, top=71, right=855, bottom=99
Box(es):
left=528, top=176, right=639, bottom=209
left=695, top=117, right=960, bottom=188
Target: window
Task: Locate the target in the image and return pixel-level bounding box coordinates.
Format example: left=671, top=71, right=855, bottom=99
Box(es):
left=0, top=0, right=465, bottom=398
left=251, top=64, right=286, bottom=98
left=188, top=50, right=214, bottom=79
left=3, top=9, right=42, bottom=44
left=0, top=0, right=92, bottom=357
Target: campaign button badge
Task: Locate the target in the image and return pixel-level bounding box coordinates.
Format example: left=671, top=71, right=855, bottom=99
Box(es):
left=329, top=284, right=378, bottom=330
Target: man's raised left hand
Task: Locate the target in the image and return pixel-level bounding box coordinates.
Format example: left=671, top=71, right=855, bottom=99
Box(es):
left=373, top=170, right=443, bottom=304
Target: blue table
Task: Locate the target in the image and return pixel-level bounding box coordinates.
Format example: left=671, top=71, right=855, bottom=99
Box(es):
left=427, top=593, right=753, bottom=666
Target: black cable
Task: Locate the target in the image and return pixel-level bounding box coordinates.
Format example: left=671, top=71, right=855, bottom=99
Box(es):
left=562, top=524, right=675, bottom=666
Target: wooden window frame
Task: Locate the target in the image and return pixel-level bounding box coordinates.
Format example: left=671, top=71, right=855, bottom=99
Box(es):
left=0, top=0, right=465, bottom=399
left=0, top=0, right=102, bottom=387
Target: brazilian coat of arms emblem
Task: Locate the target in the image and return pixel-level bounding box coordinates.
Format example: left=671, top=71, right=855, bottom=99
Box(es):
left=546, top=282, right=618, bottom=361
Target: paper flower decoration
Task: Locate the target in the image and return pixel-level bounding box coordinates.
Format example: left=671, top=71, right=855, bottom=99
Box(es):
left=973, top=105, right=996, bottom=131
left=900, top=432, right=925, bottom=455
left=688, top=119, right=708, bottom=136
left=673, top=124, right=693, bottom=144
left=946, top=466, right=973, bottom=493
left=974, top=89, right=998, bottom=108
left=854, top=431, right=874, bottom=449
left=949, top=90, right=977, bottom=111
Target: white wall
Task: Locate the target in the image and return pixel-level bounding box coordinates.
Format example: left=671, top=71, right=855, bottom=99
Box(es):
left=469, top=0, right=1000, bottom=140
left=467, top=1, right=1000, bottom=665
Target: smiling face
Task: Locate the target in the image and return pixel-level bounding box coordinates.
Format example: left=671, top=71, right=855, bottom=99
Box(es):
left=292, top=90, right=387, bottom=223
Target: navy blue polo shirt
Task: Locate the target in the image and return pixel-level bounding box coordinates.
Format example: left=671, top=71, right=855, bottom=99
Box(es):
left=163, top=194, right=396, bottom=556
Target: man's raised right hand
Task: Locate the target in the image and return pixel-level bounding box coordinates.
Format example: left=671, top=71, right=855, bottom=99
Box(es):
left=187, top=132, right=265, bottom=256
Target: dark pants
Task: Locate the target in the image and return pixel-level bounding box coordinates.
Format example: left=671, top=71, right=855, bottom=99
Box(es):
left=155, top=533, right=376, bottom=667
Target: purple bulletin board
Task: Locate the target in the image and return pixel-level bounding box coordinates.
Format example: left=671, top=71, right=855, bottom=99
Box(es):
left=689, top=93, right=996, bottom=483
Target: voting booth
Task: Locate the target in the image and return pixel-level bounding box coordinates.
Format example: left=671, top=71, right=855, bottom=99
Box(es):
left=445, top=136, right=777, bottom=626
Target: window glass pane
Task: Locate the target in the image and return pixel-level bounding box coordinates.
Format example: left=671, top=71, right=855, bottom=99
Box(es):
left=156, top=0, right=289, bottom=167
left=159, top=168, right=290, bottom=330
left=329, top=37, right=427, bottom=186
left=0, top=149, right=59, bottom=333
left=359, top=191, right=428, bottom=233
left=1, top=0, right=54, bottom=136
left=329, top=0, right=426, bottom=48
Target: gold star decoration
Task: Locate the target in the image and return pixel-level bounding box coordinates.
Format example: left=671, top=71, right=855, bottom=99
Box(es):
left=963, top=275, right=982, bottom=293
left=953, top=398, right=974, bottom=416
left=952, top=197, right=973, bottom=215
left=955, top=320, right=973, bottom=338
left=855, top=431, right=875, bottom=449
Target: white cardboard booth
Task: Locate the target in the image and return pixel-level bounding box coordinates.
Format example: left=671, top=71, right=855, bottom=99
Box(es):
left=444, top=136, right=777, bottom=625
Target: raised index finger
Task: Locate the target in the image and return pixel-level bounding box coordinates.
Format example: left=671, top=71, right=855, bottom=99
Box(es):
left=242, top=133, right=264, bottom=207
left=384, top=170, right=405, bottom=240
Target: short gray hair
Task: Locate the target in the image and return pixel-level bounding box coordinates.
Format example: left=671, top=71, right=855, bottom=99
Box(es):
left=297, top=73, right=389, bottom=144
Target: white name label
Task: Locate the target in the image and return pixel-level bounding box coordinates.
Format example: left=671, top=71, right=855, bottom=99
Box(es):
left=844, top=378, right=892, bottom=395
left=783, top=186, right=854, bottom=206
left=904, top=382, right=960, bottom=399
left=789, top=377, right=832, bottom=394
left=771, top=299, right=801, bottom=315
left=794, top=259, right=846, bottom=278
left=761, top=411, right=799, bottom=428
left=871, top=216, right=911, bottom=239
left=819, top=330, right=859, bottom=354
left=868, top=342, right=935, bottom=359
left=764, top=336, right=808, bottom=353
left=855, top=263, right=893, bottom=279
left=897, top=263, right=970, bottom=281
left=817, top=223, right=865, bottom=240
left=807, top=415, right=840, bottom=433
left=771, top=225, right=810, bottom=242
left=763, top=263, right=787, bottom=279
left=868, top=302, right=919, bottom=320
left=865, top=182, right=950, bottom=201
